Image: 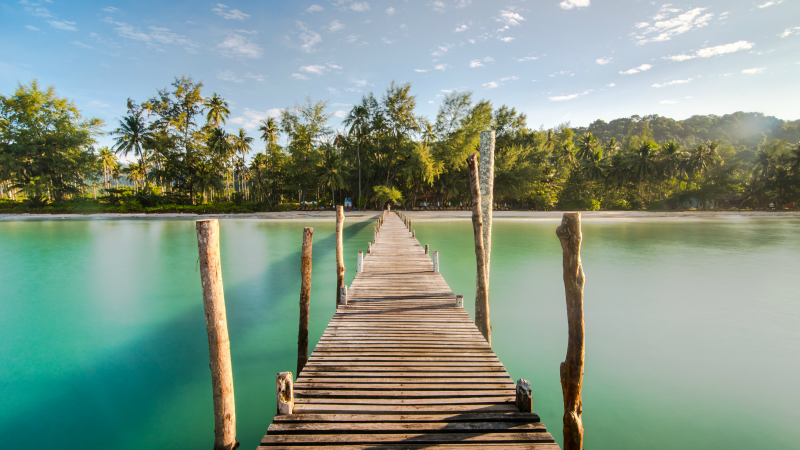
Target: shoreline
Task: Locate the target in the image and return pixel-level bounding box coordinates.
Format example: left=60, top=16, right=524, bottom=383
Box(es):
left=2, top=210, right=799, bottom=222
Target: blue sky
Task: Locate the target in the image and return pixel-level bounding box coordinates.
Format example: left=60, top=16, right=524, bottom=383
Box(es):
left=2, top=0, right=799, bottom=148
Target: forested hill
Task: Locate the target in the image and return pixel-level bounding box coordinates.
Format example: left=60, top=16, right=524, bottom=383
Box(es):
left=574, top=112, right=800, bottom=150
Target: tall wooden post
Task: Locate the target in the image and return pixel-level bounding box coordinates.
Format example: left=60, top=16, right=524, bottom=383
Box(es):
left=336, top=206, right=345, bottom=305
left=357, top=251, right=363, bottom=273
left=432, top=251, right=439, bottom=273
left=276, top=372, right=293, bottom=415
left=195, top=219, right=238, bottom=450
left=479, top=130, right=495, bottom=291
left=297, top=227, right=313, bottom=376
left=467, top=153, right=490, bottom=345
left=425, top=244, right=429, bottom=255
left=556, top=213, right=585, bottom=450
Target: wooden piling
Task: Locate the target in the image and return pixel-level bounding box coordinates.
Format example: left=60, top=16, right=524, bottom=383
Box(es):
left=467, top=153, right=490, bottom=345
left=338, top=285, right=348, bottom=306
left=195, top=219, right=238, bottom=450
left=412, top=230, right=415, bottom=238
left=455, top=295, right=463, bottom=307
left=357, top=251, right=363, bottom=273
left=336, top=206, right=345, bottom=306
left=297, top=227, right=313, bottom=376
left=367, top=242, right=372, bottom=254
left=276, top=372, right=293, bottom=415
left=556, top=212, right=586, bottom=450
left=432, top=250, right=439, bottom=273
left=425, top=244, right=429, bottom=255
left=373, top=226, right=377, bottom=244
left=479, top=130, right=495, bottom=291
left=516, top=379, right=532, bottom=413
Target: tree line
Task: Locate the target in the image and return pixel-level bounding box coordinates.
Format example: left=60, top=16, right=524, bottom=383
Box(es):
left=1, top=77, right=799, bottom=211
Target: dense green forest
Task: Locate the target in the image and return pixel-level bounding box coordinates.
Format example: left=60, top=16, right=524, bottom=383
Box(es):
left=1, top=78, right=799, bottom=213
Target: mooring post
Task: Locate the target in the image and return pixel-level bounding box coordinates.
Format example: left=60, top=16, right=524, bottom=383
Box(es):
left=455, top=295, right=463, bottom=308
left=367, top=242, right=372, bottom=254
left=336, top=206, right=345, bottom=306
left=467, top=152, right=491, bottom=345
left=276, top=372, right=293, bottom=415
left=425, top=244, right=429, bottom=255
left=412, top=230, right=415, bottom=238
left=195, top=219, right=238, bottom=450
left=297, top=227, right=313, bottom=376
left=556, top=212, right=586, bottom=450
left=357, top=251, right=363, bottom=273
left=338, top=285, right=348, bottom=306
left=373, top=226, right=377, bottom=244
left=432, top=251, right=439, bottom=273
left=479, top=130, right=495, bottom=292
left=516, top=379, right=532, bottom=413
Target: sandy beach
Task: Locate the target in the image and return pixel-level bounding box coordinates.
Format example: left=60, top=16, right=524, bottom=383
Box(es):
left=2, top=209, right=799, bottom=222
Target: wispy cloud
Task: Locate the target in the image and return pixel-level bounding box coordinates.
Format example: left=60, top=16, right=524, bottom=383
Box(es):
left=101, top=7, right=119, bottom=13
left=780, top=26, right=800, bottom=38
left=350, top=2, right=370, bottom=12
left=296, top=21, right=322, bottom=53
left=742, top=67, right=765, bottom=74
left=635, top=6, right=713, bottom=45
left=25, top=25, right=40, bottom=31
left=296, top=63, right=343, bottom=77
left=430, top=1, right=446, bottom=13
left=560, top=0, right=590, bottom=10
left=306, top=4, right=324, bottom=12
left=414, top=69, right=427, bottom=72
left=499, top=37, right=514, bottom=42
left=111, top=21, right=197, bottom=50
left=517, top=56, right=538, bottom=62
left=71, top=41, right=94, bottom=49
left=88, top=100, right=110, bottom=108
left=454, top=23, right=469, bottom=32
left=483, top=75, right=518, bottom=88
left=497, top=9, right=525, bottom=26
left=217, top=69, right=244, bottom=83
left=469, top=60, right=483, bottom=68
left=386, top=7, right=395, bottom=15
left=431, top=43, right=452, bottom=57
left=652, top=78, right=692, bottom=88
left=434, top=64, right=449, bottom=71
left=549, top=90, right=591, bottom=101
left=217, top=33, right=262, bottom=58
left=327, top=20, right=345, bottom=32
left=230, top=108, right=282, bottom=131
left=381, top=37, right=395, bottom=44
left=596, top=57, right=612, bottom=65
left=607, top=83, right=616, bottom=87
left=212, top=4, right=250, bottom=20
left=664, top=41, right=754, bottom=61
left=757, top=0, right=782, bottom=8
left=49, top=20, right=77, bottom=31
left=619, top=64, right=652, bottom=74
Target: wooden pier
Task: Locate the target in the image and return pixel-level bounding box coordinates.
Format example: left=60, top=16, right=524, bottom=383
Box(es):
left=258, top=211, right=560, bottom=449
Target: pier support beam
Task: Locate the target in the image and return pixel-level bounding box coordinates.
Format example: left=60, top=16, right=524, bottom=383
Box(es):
left=516, top=379, right=532, bottom=413
left=479, top=130, right=495, bottom=291
left=195, top=219, right=238, bottom=450
left=338, top=285, right=348, bottom=306
left=455, top=295, right=463, bottom=308
left=425, top=244, right=429, bottom=255
left=276, top=372, right=294, bottom=415
left=297, top=227, right=313, bottom=376
left=357, top=251, right=363, bottom=273
left=336, top=206, right=345, bottom=305
left=432, top=251, right=439, bottom=273
left=467, top=152, right=491, bottom=345
left=556, top=212, right=586, bottom=450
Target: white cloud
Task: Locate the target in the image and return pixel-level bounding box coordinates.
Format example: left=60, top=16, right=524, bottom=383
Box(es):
left=245, top=73, right=266, bottom=82
left=333, top=110, right=347, bottom=118
left=296, top=21, right=323, bottom=52
left=431, top=1, right=446, bottom=13
left=497, top=9, right=525, bottom=26
left=469, top=59, right=483, bottom=68
left=652, top=78, right=692, bottom=88
left=483, top=75, right=518, bottom=88
left=350, top=2, right=370, bottom=11
left=596, top=57, right=612, bottom=65
left=71, top=41, right=94, bottom=49
left=635, top=7, right=713, bottom=45
left=296, top=63, right=342, bottom=77
left=217, top=33, right=262, bottom=58
left=88, top=100, right=110, bottom=107
left=345, top=35, right=358, bottom=43
left=414, top=69, right=427, bottom=72
left=499, top=36, right=514, bottom=42
left=49, top=20, right=77, bottom=31
left=217, top=69, right=244, bottom=83
left=742, top=67, right=765, bottom=74
left=560, top=0, right=590, bottom=10
left=236, top=29, right=257, bottom=34
left=328, top=87, right=340, bottom=95
left=607, top=83, right=616, bottom=87
left=300, top=65, right=327, bottom=75
left=660, top=100, right=678, bottom=104
left=25, top=25, right=40, bottom=31
left=483, top=56, right=494, bottom=62
left=328, top=20, right=345, bottom=32
left=635, top=22, right=649, bottom=28
left=386, top=7, right=395, bottom=15
left=292, top=73, right=309, bottom=80
left=549, top=90, right=591, bottom=101
left=431, top=43, right=452, bottom=57
left=619, top=63, right=652, bottom=74
left=382, top=37, right=395, bottom=44
left=306, top=5, right=324, bottom=12
left=454, top=24, right=468, bottom=32
left=434, top=64, right=449, bottom=70
left=101, top=7, right=119, bottom=12
left=212, top=4, right=250, bottom=20
left=230, top=108, right=282, bottom=131
left=517, top=56, right=538, bottom=62
left=780, top=26, right=800, bottom=38
left=111, top=21, right=197, bottom=50
left=483, top=82, right=499, bottom=88
left=499, top=76, right=518, bottom=82
left=664, top=41, right=754, bottom=61
left=757, top=0, right=782, bottom=8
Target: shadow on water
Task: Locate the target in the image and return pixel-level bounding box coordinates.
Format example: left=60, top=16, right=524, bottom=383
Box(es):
left=1, top=218, right=373, bottom=449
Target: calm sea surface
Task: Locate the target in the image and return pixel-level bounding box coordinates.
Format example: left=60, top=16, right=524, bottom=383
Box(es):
left=1, top=217, right=798, bottom=449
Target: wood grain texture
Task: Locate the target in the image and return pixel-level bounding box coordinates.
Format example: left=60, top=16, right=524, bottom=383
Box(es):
left=467, top=153, right=491, bottom=345
left=336, top=206, right=345, bottom=306
left=259, top=212, right=557, bottom=449
left=298, top=227, right=313, bottom=376
left=195, top=219, right=238, bottom=450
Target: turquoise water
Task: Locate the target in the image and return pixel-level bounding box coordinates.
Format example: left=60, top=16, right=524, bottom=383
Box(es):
left=1, top=217, right=799, bottom=449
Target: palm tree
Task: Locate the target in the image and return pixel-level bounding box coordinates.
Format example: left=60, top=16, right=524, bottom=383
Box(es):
left=111, top=113, right=154, bottom=189
left=604, top=137, right=619, bottom=156
left=628, top=141, right=658, bottom=200
left=659, top=141, right=685, bottom=196
left=98, top=147, right=118, bottom=189
left=787, top=142, right=800, bottom=174
left=575, top=133, right=598, bottom=161
left=688, top=142, right=721, bottom=179
left=344, top=102, right=370, bottom=209
left=606, top=153, right=628, bottom=192
left=207, top=127, right=234, bottom=198
left=231, top=128, right=253, bottom=193
left=258, top=117, right=280, bottom=152
left=204, top=93, right=230, bottom=127
left=316, top=149, right=349, bottom=206
left=554, top=142, right=576, bottom=170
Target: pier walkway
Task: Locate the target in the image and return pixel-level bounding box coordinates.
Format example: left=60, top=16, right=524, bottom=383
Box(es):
left=259, top=211, right=559, bottom=449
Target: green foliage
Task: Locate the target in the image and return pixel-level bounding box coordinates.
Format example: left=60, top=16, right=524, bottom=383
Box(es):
left=373, top=185, right=403, bottom=206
